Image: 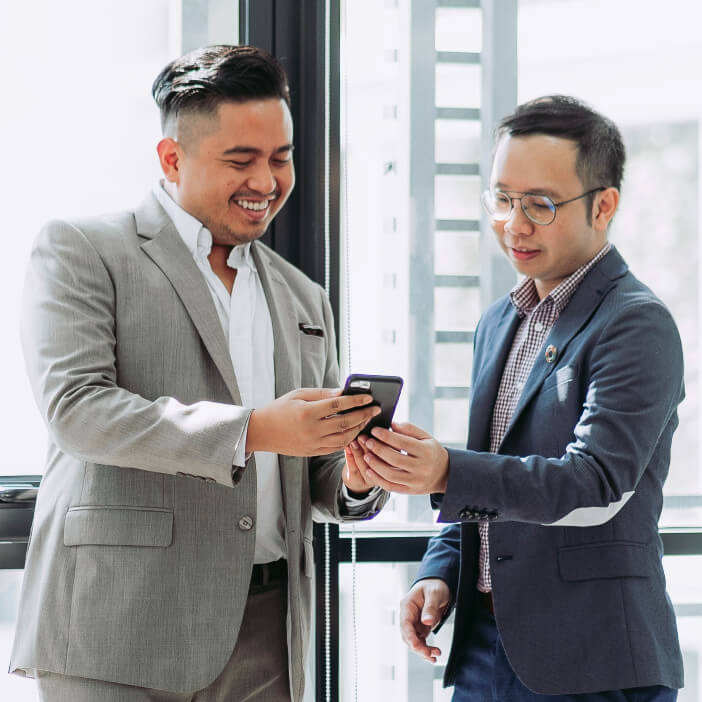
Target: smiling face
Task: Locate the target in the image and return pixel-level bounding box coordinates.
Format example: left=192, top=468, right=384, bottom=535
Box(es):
left=489, top=134, right=615, bottom=299
left=157, top=98, right=295, bottom=246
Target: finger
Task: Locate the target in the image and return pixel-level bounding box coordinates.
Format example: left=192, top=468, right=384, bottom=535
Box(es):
left=421, top=597, right=449, bottom=627
left=344, top=441, right=369, bottom=475
left=400, top=621, right=431, bottom=656
left=362, top=463, right=411, bottom=494
left=293, top=387, right=342, bottom=402
left=363, top=437, right=413, bottom=471
left=368, top=426, right=422, bottom=456
left=400, top=621, right=441, bottom=662
left=315, top=393, right=375, bottom=420
left=390, top=421, right=431, bottom=439
left=322, top=407, right=381, bottom=439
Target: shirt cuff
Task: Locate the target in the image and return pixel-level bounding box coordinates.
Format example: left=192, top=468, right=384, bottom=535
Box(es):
left=340, top=483, right=383, bottom=514
left=231, top=411, right=253, bottom=485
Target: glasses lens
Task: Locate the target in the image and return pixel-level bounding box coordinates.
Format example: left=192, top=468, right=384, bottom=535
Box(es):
left=523, top=195, right=556, bottom=224
left=481, top=190, right=511, bottom=220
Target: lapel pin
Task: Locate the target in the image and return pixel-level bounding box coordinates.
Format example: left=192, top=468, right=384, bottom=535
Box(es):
left=545, top=345, right=558, bottom=364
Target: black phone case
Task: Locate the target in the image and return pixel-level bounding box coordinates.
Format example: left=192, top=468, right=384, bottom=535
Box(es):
left=341, top=374, right=404, bottom=436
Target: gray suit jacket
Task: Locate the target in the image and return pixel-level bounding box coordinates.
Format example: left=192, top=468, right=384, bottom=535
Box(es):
left=11, top=193, right=385, bottom=699
left=417, top=247, right=684, bottom=694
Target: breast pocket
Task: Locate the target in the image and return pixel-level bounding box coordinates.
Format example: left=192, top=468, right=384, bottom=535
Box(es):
left=300, top=333, right=326, bottom=387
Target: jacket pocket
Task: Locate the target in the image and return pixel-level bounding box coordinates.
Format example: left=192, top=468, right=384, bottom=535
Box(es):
left=558, top=540, right=655, bottom=581
left=63, top=505, right=173, bottom=547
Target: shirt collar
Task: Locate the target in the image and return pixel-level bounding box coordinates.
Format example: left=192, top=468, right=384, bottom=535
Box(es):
left=509, top=242, right=612, bottom=317
left=152, top=181, right=255, bottom=271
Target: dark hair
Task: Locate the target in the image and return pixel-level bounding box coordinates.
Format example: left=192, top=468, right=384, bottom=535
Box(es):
left=496, top=95, right=625, bottom=222
left=152, top=45, right=291, bottom=132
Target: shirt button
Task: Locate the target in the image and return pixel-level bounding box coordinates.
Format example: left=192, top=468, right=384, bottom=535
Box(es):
left=238, top=515, right=254, bottom=531
left=534, top=321, right=544, bottom=332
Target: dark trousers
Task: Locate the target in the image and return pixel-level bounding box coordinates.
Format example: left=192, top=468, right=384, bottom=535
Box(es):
left=451, top=604, right=677, bottom=702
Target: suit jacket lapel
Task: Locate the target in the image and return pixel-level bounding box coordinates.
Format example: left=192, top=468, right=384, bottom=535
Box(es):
left=135, top=194, right=242, bottom=404
left=251, top=242, right=302, bottom=523
left=500, top=247, right=628, bottom=448
left=468, top=301, right=521, bottom=451
left=251, top=242, right=301, bottom=397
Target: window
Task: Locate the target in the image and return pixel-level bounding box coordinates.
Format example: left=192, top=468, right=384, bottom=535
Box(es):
left=337, top=1, right=702, bottom=700
left=0, top=2, right=185, bottom=698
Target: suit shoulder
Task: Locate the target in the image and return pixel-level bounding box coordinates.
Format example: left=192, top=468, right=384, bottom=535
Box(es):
left=37, top=210, right=137, bottom=250
left=604, top=268, right=676, bottom=322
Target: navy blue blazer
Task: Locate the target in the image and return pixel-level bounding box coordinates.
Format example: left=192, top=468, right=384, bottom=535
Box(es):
left=416, top=247, right=684, bottom=694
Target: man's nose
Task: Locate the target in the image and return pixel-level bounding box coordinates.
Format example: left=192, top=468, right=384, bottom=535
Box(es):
left=247, top=163, right=277, bottom=195
left=504, top=199, right=534, bottom=236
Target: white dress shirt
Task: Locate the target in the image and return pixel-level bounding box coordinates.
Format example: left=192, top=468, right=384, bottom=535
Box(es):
left=153, top=182, right=285, bottom=563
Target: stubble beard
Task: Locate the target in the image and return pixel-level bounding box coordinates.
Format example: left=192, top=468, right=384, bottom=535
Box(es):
left=201, top=213, right=271, bottom=247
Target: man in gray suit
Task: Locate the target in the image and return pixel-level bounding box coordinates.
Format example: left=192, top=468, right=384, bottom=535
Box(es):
left=351, top=96, right=683, bottom=699
left=11, top=45, right=386, bottom=701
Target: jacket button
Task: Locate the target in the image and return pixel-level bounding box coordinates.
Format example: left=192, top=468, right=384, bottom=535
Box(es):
left=238, top=515, right=254, bottom=531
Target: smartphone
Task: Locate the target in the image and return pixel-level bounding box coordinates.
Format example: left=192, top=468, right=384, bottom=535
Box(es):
left=340, top=373, right=404, bottom=436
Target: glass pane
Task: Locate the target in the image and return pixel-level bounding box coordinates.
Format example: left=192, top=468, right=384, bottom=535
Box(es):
left=664, top=556, right=702, bottom=701
left=0, top=0, right=180, bottom=478
left=435, top=231, right=481, bottom=276
left=340, top=0, right=482, bottom=532
left=339, top=562, right=454, bottom=702
left=517, top=0, right=702, bottom=526
left=0, top=571, right=37, bottom=700
left=0, top=1, right=179, bottom=696
left=434, top=343, right=473, bottom=388
left=435, top=119, right=481, bottom=165
left=435, top=175, right=481, bottom=221
left=435, top=7, right=482, bottom=53
left=434, top=288, right=481, bottom=332
left=434, top=398, right=469, bottom=446
left=435, top=63, right=481, bottom=109
left=339, top=555, right=702, bottom=702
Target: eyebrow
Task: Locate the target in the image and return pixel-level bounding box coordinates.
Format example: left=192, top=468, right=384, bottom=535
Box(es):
left=494, top=182, right=560, bottom=199
left=221, top=144, right=294, bottom=157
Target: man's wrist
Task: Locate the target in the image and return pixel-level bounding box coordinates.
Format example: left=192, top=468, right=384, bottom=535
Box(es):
left=245, top=408, right=265, bottom=454
left=346, top=486, right=372, bottom=499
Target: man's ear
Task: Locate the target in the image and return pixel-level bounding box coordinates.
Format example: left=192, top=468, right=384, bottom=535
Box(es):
left=592, top=187, right=619, bottom=232
left=156, top=137, right=182, bottom=184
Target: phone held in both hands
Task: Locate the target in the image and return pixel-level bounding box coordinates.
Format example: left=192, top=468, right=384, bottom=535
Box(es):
left=341, top=373, right=404, bottom=437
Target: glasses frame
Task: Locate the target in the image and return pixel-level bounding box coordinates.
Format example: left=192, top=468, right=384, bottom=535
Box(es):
left=481, top=187, right=607, bottom=225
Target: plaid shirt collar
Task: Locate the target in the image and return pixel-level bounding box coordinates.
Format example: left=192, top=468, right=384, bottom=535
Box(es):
left=509, top=242, right=612, bottom=318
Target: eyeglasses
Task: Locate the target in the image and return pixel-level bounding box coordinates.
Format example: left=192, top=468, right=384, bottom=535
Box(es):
left=480, top=187, right=606, bottom=226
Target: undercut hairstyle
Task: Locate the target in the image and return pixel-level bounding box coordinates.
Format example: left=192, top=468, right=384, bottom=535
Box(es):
left=152, top=45, right=291, bottom=136
left=496, top=95, right=625, bottom=222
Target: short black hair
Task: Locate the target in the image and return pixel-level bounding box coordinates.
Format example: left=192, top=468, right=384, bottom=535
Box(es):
left=496, top=95, right=625, bottom=222
left=152, top=45, right=291, bottom=133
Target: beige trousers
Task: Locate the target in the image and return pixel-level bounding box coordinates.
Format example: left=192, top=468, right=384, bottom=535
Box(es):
left=36, top=579, right=291, bottom=702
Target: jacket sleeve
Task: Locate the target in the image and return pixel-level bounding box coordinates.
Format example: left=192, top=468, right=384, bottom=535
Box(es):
left=438, top=299, right=684, bottom=525
left=21, top=219, right=250, bottom=486
left=414, top=524, right=462, bottom=597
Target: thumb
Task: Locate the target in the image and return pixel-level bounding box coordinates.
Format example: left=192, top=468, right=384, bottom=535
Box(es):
left=391, top=421, right=431, bottom=440
left=420, top=598, right=442, bottom=626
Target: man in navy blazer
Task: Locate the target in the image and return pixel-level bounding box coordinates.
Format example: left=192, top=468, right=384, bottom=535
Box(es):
left=348, top=96, right=684, bottom=700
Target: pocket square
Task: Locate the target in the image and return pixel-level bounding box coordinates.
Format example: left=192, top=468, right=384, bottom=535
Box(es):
left=298, top=322, right=324, bottom=337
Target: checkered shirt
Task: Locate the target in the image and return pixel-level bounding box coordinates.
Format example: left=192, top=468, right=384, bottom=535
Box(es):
left=477, top=243, right=611, bottom=593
